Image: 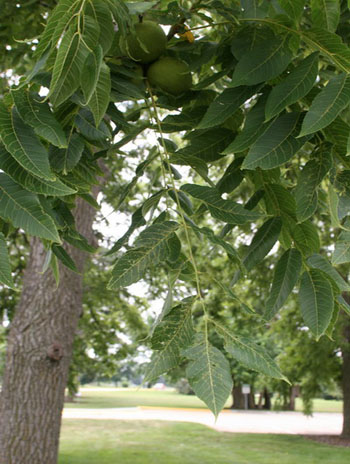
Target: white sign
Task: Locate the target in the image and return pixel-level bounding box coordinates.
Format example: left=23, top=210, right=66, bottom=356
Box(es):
left=242, top=384, right=251, bottom=394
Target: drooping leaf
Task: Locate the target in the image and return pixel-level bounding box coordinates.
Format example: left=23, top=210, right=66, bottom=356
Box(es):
left=88, top=63, right=111, bottom=126
left=145, top=301, right=194, bottom=381
left=230, top=34, right=293, bottom=88
left=299, top=269, right=334, bottom=339
left=49, top=133, right=85, bottom=174
left=181, top=184, right=261, bottom=224
left=214, top=320, right=288, bottom=381
left=87, top=0, right=115, bottom=54
left=183, top=331, right=233, bottom=417
left=264, top=248, right=302, bottom=320
left=308, top=253, right=350, bottom=291
left=49, top=26, right=88, bottom=107
left=0, top=232, right=15, bottom=289
left=0, top=173, right=60, bottom=243
left=108, top=221, right=179, bottom=289
left=81, top=45, right=104, bottom=104
left=299, top=73, right=350, bottom=137
left=265, top=53, right=319, bottom=121
left=197, top=86, right=259, bottom=129
left=51, top=244, right=79, bottom=273
left=12, top=89, right=67, bottom=148
left=34, top=0, right=80, bottom=58
left=242, top=113, right=309, bottom=170
left=0, top=104, right=54, bottom=181
left=0, top=145, right=76, bottom=197
left=311, top=0, right=340, bottom=32
left=243, top=217, right=282, bottom=271
left=302, top=28, right=350, bottom=73
left=332, top=230, right=350, bottom=265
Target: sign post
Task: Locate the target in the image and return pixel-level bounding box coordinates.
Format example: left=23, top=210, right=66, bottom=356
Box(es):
left=242, top=384, right=251, bottom=410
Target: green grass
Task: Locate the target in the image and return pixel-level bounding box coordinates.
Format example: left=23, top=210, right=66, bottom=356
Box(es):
left=65, top=388, right=343, bottom=413
left=59, top=420, right=350, bottom=464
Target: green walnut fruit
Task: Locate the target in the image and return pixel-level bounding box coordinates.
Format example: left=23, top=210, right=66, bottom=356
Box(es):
left=147, top=57, right=192, bottom=96
left=126, top=21, right=167, bottom=64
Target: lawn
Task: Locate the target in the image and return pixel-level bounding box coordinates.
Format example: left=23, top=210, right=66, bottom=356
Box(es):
left=59, top=420, right=350, bottom=464
left=65, top=387, right=343, bottom=413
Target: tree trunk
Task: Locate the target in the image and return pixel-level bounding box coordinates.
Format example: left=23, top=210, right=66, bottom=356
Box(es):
left=0, top=197, right=97, bottom=464
left=341, top=319, right=350, bottom=438
left=231, top=383, right=245, bottom=409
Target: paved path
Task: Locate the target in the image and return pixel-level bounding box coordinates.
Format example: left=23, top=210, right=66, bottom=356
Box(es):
left=63, top=407, right=343, bottom=435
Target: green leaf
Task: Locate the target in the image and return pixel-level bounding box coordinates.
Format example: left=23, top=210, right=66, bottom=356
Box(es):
left=75, top=109, right=111, bottom=142
left=242, top=113, right=309, bottom=170
left=108, top=221, right=179, bottom=289
left=265, top=53, right=319, bottom=121
left=308, top=253, right=350, bottom=291
left=51, top=244, right=79, bottom=273
left=0, top=145, right=76, bottom=197
left=328, top=183, right=341, bottom=228
left=299, top=269, right=334, bottom=339
left=0, top=173, right=60, bottom=243
left=81, top=45, right=103, bottom=104
left=186, top=220, right=240, bottom=264
left=181, top=184, right=261, bottom=224
left=293, top=221, right=320, bottom=256
left=243, top=217, right=282, bottom=271
left=0, top=104, right=55, bottom=181
left=34, top=0, right=80, bottom=58
left=183, top=332, right=233, bottom=417
left=0, top=232, right=15, bottom=289
left=197, top=86, right=259, bottom=129
left=145, top=301, right=194, bottom=382
left=302, top=28, right=350, bottom=73
left=265, top=184, right=297, bottom=221
left=311, top=0, right=340, bottom=32
left=324, top=117, right=350, bottom=156
left=174, top=128, right=234, bottom=163
left=264, top=248, right=302, bottom=320
left=230, top=34, right=293, bottom=88
left=294, top=145, right=332, bottom=221
left=332, top=230, right=350, bottom=265
left=87, top=0, right=115, bottom=54
left=88, top=63, right=111, bottom=126
left=277, top=0, right=305, bottom=20
left=223, top=94, right=273, bottom=154
left=12, top=89, right=67, bottom=148
left=214, top=321, right=288, bottom=381
left=49, top=26, right=88, bottom=107
left=49, top=134, right=85, bottom=174
left=299, top=73, right=350, bottom=137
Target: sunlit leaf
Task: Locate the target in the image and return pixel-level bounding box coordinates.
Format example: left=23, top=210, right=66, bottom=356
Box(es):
left=183, top=331, right=233, bottom=417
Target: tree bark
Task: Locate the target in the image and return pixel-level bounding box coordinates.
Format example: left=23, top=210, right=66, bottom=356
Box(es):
left=231, top=383, right=245, bottom=409
left=0, top=197, right=97, bottom=464
left=341, top=319, right=350, bottom=438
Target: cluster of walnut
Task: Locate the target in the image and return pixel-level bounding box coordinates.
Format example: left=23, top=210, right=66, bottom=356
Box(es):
left=125, top=20, right=192, bottom=96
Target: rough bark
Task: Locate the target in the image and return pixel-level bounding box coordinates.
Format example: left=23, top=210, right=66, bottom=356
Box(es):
left=341, top=319, right=350, bottom=438
left=0, top=197, right=97, bottom=464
